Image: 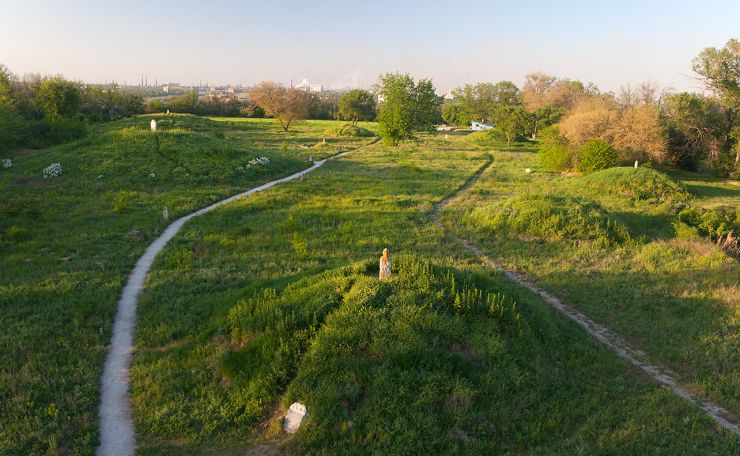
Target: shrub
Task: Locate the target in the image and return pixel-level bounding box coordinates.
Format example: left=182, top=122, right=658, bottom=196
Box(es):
left=24, top=118, right=87, bottom=148
left=468, top=127, right=507, bottom=143
left=324, top=123, right=375, bottom=138
left=0, top=103, right=23, bottom=152
left=42, top=162, right=63, bottom=178
left=576, top=138, right=618, bottom=173
left=538, top=126, right=572, bottom=172
left=677, top=206, right=738, bottom=239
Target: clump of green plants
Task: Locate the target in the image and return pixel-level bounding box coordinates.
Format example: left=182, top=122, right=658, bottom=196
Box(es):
left=469, top=193, right=630, bottom=244
left=577, top=167, right=691, bottom=204
left=538, top=126, right=572, bottom=172
left=468, top=128, right=507, bottom=143
left=576, top=138, right=618, bottom=173
left=675, top=205, right=738, bottom=239
left=324, top=123, right=375, bottom=138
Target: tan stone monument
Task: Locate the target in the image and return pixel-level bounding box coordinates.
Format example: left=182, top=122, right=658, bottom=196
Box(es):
left=379, top=248, right=392, bottom=279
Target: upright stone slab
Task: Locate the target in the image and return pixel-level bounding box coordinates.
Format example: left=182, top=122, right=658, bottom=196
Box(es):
left=150, top=119, right=157, bottom=132
left=284, top=402, right=307, bottom=433
left=379, top=248, right=392, bottom=280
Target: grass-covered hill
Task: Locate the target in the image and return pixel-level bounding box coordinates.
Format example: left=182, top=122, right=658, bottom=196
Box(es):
left=1, top=120, right=737, bottom=454
left=444, top=145, right=740, bottom=419
left=131, top=134, right=735, bottom=454
left=0, top=115, right=375, bottom=454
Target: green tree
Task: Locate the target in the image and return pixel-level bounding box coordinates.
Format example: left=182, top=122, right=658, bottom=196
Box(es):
left=338, top=89, right=376, bottom=124
left=494, top=105, right=529, bottom=146
left=453, top=81, right=521, bottom=124
left=34, top=76, right=81, bottom=120
left=441, top=101, right=467, bottom=127
left=692, top=38, right=739, bottom=170
left=664, top=92, right=727, bottom=170
left=529, top=106, right=565, bottom=139
left=376, top=73, right=441, bottom=145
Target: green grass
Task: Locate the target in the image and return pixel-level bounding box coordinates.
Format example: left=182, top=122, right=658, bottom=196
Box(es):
left=2, top=120, right=737, bottom=454
left=130, top=132, right=735, bottom=453
left=443, top=144, right=740, bottom=416
left=0, top=115, right=373, bottom=454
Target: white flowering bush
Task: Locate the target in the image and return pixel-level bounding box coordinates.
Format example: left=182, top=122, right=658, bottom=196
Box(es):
left=1, top=158, right=11, bottom=169
left=43, top=163, right=63, bottom=178
left=236, top=156, right=270, bottom=172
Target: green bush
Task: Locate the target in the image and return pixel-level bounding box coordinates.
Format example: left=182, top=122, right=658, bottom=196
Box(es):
left=468, top=127, right=507, bottom=143
left=23, top=118, right=87, bottom=148
left=576, top=138, right=618, bottom=173
left=0, top=103, right=23, bottom=152
left=324, top=123, right=375, bottom=138
left=677, top=206, right=738, bottom=239
left=538, top=126, right=572, bottom=172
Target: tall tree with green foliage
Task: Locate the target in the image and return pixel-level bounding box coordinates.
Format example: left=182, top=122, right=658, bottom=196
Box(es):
left=692, top=38, right=739, bottom=170
left=34, top=76, right=81, bottom=120
left=441, top=101, right=466, bottom=127
left=453, top=81, right=521, bottom=124
left=338, top=89, right=376, bottom=125
left=494, top=105, right=529, bottom=146
left=376, top=73, right=441, bottom=145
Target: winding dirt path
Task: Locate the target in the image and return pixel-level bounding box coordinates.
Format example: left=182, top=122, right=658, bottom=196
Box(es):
left=96, top=144, right=369, bottom=456
left=431, top=156, right=740, bottom=437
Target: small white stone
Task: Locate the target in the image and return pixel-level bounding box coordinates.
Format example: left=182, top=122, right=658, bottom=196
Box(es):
left=634, top=160, right=639, bottom=168
left=150, top=119, right=157, bottom=132
left=283, top=402, right=307, bottom=433
left=525, top=168, right=532, bottom=174
left=162, top=207, right=169, bottom=221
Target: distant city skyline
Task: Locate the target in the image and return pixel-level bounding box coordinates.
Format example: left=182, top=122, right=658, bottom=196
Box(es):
left=1, top=0, right=738, bottom=94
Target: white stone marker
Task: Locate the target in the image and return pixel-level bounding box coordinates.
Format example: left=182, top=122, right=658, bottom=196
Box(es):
left=162, top=207, right=169, bottom=221
left=150, top=119, right=157, bottom=132
left=284, top=402, right=307, bottom=433
left=634, top=160, right=639, bottom=168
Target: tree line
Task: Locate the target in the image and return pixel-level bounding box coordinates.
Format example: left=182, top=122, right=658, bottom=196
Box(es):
left=0, top=66, right=147, bottom=151
left=446, top=39, right=738, bottom=176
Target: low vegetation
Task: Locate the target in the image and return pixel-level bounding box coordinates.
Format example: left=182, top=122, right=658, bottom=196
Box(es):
left=0, top=115, right=374, bottom=454
left=443, top=139, right=740, bottom=419
left=130, top=131, right=736, bottom=454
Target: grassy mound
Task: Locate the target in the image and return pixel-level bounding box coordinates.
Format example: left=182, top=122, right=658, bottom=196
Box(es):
left=467, top=128, right=506, bottom=143
left=324, top=123, right=375, bottom=138
left=469, top=194, right=629, bottom=244
left=221, top=255, right=525, bottom=453
left=577, top=167, right=690, bottom=204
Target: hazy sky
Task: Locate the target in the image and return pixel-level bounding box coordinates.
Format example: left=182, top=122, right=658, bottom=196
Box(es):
left=1, top=0, right=737, bottom=93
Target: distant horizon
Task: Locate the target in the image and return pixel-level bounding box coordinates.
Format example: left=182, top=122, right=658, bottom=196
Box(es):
left=2, top=0, right=738, bottom=95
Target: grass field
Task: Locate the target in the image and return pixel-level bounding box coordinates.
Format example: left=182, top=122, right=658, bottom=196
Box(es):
left=1, top=117, right=738, bottom=454
left=130, top=130, right=736, bottom=453
left=0, top=116, right=373, bottom=454
left=442, top=139, right=739, bottom=413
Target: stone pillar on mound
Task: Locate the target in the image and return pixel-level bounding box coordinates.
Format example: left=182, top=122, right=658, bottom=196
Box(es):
left=379, top=248, right=392, bottom=280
